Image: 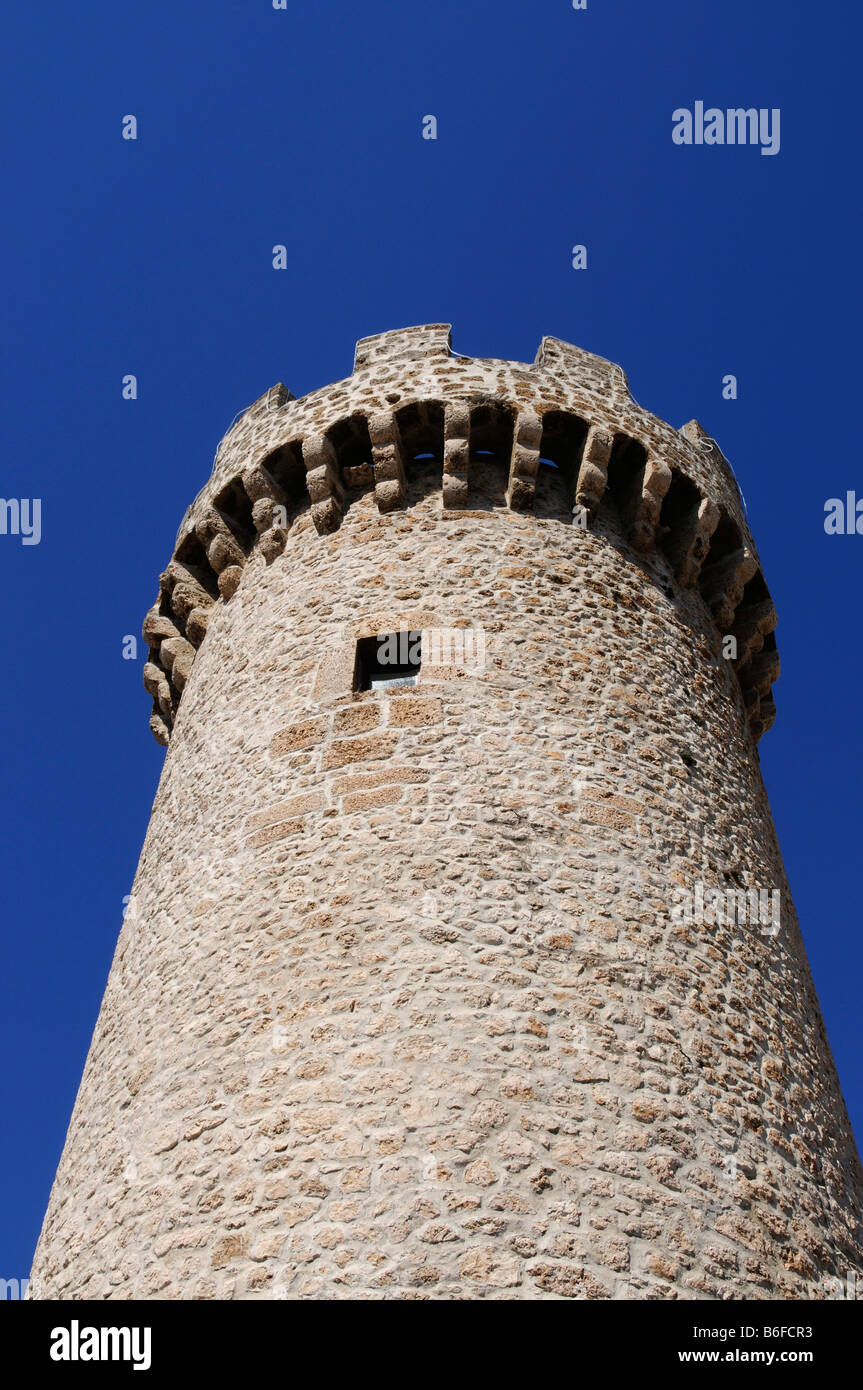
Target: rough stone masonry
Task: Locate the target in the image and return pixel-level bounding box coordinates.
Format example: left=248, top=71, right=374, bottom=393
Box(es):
left=31, top=326, right=863, bottom=1299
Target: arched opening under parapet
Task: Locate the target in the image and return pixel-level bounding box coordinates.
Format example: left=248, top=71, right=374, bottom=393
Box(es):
left=213, top=478, right=256, bottom=554
left=534, top=456, right=570, bottom=520
left=696, top=510, right=743, bottom=620
left=172, top=531, right=220, bottom=601
left=730, top=569, right=775, bottom=669
left=469, top=401, right=514, bottom=509
left=739, top=623, right=779, bottom=727
left=739, top=568, right=770, bottom=609
left=535, top=410, right=588, bottom=520
left=700, top=508, right=739, bottom=556
left=657, top=468, right=702, bottom=569
left=326, top=414, right=375, bottom=493
left=603, top=434, right=648, bottom=536
left=260, top=441, right=308, bottom=523
left=395, top=401, right=445, bottom=506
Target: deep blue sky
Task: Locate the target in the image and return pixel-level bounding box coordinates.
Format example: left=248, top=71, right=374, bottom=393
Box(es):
left=1, top=1, right=860, bottom=1280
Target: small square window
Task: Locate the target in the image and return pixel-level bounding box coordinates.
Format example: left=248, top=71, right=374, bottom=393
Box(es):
left=355, top=631, right=422, bottom=691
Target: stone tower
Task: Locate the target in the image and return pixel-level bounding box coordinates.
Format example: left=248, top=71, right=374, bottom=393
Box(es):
left=32, top=326, right=863, bottom=1300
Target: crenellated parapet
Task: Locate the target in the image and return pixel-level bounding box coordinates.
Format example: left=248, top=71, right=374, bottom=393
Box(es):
left=143, top=326, right=778, bottom=745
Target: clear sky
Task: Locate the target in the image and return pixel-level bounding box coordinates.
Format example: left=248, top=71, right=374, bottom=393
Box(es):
left=1, top=0, right=860, bottom=1280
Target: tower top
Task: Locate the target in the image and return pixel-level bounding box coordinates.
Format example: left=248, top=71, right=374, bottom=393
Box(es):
left=143, top=326, right=778, bottom=747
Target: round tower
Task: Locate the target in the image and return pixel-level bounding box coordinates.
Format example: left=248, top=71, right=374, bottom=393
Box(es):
left=31, top=326, right=863, bottom=1300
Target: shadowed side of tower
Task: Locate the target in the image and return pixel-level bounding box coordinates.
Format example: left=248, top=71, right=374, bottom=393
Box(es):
left=31, top=327, right=863, bottom=1299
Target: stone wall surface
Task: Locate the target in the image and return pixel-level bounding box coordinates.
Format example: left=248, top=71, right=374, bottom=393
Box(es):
left=30, top=329, right=863, bottom=1299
